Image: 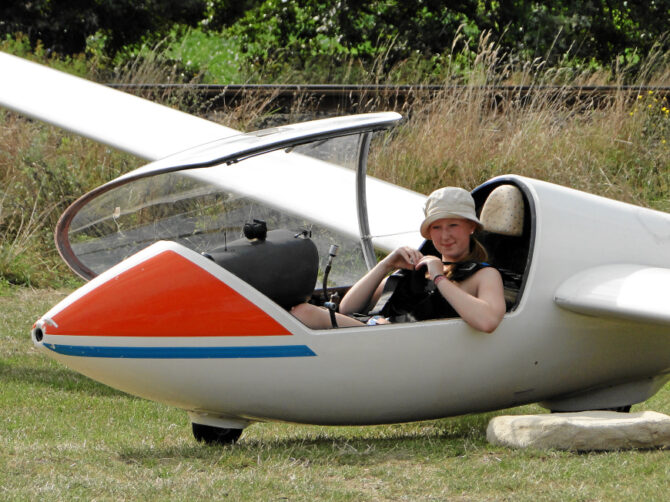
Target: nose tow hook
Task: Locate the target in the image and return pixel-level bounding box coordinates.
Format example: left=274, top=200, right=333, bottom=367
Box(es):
left=32, top=318, right=57, bottom=343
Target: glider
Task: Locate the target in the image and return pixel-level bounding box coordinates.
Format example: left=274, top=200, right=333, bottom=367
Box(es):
left=2, top=52, right=669, bottom=444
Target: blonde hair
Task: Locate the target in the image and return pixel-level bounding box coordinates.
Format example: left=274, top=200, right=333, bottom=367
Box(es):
left=468, top=236, right=489, bottom=263
left=444, top=236, right=489, bottom=280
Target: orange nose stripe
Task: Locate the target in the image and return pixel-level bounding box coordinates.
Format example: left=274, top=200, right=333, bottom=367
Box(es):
left=50, top=250, right=291, bottom=337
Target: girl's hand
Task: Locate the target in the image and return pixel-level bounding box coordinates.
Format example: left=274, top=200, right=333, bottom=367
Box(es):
left=383, top=246, right=423, bottom=271
left=416, top=255, right=444, bottom=279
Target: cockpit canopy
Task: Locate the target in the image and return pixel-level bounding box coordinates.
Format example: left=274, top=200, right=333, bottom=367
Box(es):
left=56, top=112, right=423, bottom=288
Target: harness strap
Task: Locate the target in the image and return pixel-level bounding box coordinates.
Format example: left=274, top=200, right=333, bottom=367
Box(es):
left=368, top=273, right=403, bottom=316
left=369, top=262, right=492, bottom=321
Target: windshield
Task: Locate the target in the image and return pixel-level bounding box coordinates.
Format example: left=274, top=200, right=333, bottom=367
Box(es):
left=62, top=133, right=374, bottom=287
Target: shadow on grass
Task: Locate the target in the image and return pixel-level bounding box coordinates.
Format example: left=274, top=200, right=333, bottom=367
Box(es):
left=115, top=402, right=556, bottom=466
left=117, top=413, right=521, bottom=466
left=0, top=360, right=132, bottom=398
left=118, top=435, right=474, bottom=467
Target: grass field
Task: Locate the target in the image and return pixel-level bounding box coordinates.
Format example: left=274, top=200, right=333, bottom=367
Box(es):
left=1, top=45, right=669, bottom=500
left=1, top=286, right=669, bottom=501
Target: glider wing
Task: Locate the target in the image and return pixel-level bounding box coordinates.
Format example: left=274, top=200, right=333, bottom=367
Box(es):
left=0, top=51, right=236, bottom=160
left=554, top=264, right=670, bottom=326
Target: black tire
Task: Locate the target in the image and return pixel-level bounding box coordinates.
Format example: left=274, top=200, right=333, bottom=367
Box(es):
left=550, top=405, right=632, bottom=413
left=601, top=405, right=631, bottom=413
left=192, top=423, right=243, bottom=445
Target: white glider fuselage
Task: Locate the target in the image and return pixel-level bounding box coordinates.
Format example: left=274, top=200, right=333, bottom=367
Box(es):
left=32, top=176, right=670, bottom=427
left=3, top=50, right=669, bottom=431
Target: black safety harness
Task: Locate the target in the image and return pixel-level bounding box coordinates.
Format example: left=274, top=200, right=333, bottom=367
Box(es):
left=367, top=261, right=492, bottom=323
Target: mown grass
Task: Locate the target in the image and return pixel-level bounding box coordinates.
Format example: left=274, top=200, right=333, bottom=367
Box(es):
left=1, top=286, right=669, bottom=501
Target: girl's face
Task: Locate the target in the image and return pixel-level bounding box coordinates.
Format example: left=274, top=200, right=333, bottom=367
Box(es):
left=428, top=218, right=477, bottom=262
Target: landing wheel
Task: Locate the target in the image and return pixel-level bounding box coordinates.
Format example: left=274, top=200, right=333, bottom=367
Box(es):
left=550, top=405, right=632, bottom=413
left=192, top=423, right=243, bottom=445
left=600, top=405, right=631, bottom=413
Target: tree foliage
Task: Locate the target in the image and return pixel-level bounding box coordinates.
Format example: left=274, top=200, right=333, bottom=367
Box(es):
left=222, top=0, right=668, bottom=79
left=477, top=0, right=670, bottom=64
left=0, top=0, right=207, bottom=54
left=0, top=0, right=668, bottom=73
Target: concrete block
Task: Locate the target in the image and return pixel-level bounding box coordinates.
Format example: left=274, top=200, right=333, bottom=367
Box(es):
left=486, top=411, right=670, bottom=451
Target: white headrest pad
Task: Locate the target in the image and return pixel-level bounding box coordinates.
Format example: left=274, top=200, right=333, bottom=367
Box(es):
left=480, top=185, right=525, bottom=236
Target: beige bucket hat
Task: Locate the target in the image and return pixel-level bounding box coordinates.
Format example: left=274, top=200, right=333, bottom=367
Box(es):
left=420, top=187, right=482, bottom=239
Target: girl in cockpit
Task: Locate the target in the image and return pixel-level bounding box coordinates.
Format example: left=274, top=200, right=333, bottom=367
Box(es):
left=290, top=187, right=506, bottom=333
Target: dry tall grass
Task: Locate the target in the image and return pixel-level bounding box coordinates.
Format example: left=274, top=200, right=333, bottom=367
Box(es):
left=369, top=41, right=670, bottom=211
left=1, top=41, right=668, bottom=286
left=0, top=111, right=139, bottom=285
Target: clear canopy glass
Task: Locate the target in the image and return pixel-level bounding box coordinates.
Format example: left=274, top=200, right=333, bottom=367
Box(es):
left=58, top=113, right=404, bottom=287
